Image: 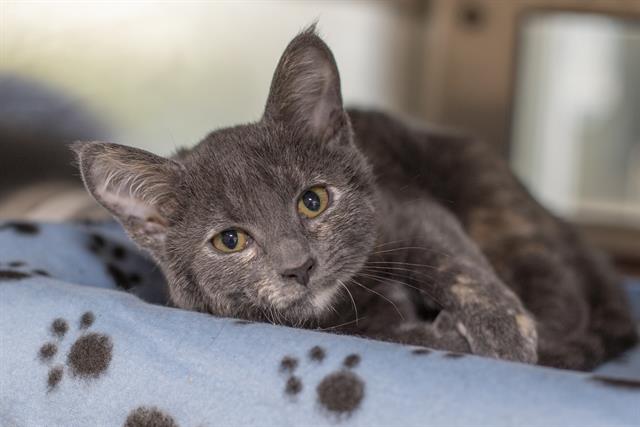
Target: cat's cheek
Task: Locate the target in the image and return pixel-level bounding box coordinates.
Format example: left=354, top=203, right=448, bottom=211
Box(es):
left=327, top=186, right=344, bottom=204
left=203, top=242, right=258, bottom=263
left=306, top=220, right=334, bottom=240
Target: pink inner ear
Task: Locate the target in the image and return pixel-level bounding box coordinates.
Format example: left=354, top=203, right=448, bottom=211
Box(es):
left=97, top=185, right=166, bottom=227
left=145, top=215, right=168, bottom=227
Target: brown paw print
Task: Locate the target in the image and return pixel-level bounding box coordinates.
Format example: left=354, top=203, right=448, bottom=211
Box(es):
left=279, top=346, right=365, bottom=418
left=0, top=260, right=53, bottom=282
left=124, top=406, right=179, bottom=427
left=0, top=221, right=40, bottom=236
left=88, top=233, right=143, bottom=290
left=38, top=312, right=113, bottom=392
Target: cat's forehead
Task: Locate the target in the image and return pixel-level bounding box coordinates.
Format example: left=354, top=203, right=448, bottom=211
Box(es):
left=187, top=124, right=328, bottom=186
left=180, top=123, right=347, bottom=219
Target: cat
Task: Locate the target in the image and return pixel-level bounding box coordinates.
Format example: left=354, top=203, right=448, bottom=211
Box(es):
left=73, top=26, right=637, bottom=370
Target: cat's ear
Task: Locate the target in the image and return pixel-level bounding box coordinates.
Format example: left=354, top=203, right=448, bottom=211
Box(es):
left=263, top=24, right=350, bottom=144
left=72, top=141, right=183, bottom=257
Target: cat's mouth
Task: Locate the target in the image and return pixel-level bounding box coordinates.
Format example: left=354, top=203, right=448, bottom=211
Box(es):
left=257, top=277, right=343, bottom=321
left=251, top=255, right=369, bottom=324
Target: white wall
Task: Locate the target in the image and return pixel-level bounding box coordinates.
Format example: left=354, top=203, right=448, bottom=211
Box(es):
left=1, top=1, right=416, bottom=154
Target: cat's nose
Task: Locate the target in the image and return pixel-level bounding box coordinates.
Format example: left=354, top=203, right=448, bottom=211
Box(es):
left=281, top=258, right=315, bottom=286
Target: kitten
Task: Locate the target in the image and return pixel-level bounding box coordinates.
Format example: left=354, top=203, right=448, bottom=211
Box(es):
left=73, top=26, right=637, bottom=370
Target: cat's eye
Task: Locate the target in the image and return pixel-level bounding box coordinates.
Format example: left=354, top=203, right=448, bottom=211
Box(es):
left=212, top=229, right=249, bottom=253
left=298, top=186, right=329, bottom=219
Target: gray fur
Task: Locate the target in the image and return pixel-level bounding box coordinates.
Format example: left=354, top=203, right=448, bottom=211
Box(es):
left=73, top=26, right=637, bottom=370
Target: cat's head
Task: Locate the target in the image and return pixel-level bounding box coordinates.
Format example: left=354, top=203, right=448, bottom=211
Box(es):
left=73, top=26, right=377, bottom=324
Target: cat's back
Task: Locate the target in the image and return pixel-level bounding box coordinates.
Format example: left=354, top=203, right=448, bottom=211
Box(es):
left=347, top=108, right=476, bottom=197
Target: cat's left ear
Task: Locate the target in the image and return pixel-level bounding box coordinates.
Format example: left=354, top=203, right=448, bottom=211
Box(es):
left=263, top=25, right=351, bottom=145
left=72, top=141, right=184, bottom=259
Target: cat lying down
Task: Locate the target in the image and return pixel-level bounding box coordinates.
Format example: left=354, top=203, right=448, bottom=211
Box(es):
left=73, top=25, right=637, bottom=370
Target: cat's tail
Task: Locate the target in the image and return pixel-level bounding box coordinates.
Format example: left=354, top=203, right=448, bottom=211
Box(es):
left=0, top=74, right=110, bottom=220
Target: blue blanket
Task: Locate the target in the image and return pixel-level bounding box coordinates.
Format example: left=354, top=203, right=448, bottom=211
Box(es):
left=1, top=221, right=639, bottom=427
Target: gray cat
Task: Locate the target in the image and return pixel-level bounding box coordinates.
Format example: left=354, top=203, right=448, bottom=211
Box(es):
left=73, top=26, right=637, bottom=370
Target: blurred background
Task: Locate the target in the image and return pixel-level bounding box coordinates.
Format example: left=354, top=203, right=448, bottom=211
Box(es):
left=0, top=0, right=639, bottom=274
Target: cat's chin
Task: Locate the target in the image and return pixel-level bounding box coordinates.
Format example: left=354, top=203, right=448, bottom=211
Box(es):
left=261, top=280, right=342, bottom=323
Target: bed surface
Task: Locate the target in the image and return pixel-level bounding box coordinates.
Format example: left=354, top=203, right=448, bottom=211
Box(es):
left=1, top=221, right=638, bottom=427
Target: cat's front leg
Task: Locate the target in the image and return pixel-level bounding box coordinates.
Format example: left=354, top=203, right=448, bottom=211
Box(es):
left=377, top=280, right=538, bottom=363
left=375, top=198, right=538, bottom=363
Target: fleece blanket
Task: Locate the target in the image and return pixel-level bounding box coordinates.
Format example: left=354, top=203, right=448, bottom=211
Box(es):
left=0, top=221, right=639, bottom=427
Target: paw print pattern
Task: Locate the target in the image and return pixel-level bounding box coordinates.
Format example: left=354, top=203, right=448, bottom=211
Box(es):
left=124, top=406, right=179, bottom=427
left=88, top=233, right=143, bottom=290
left=38, top=312, right=113, bottom=392
left=0, top=221, right=40, bottom=236
left=279, top=345, right=365, bottom=417
left=0, top=260, right=52, bottom=282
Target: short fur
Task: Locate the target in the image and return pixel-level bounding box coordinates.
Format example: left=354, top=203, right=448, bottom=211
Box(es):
left=73, top=26, right=637, bottom=370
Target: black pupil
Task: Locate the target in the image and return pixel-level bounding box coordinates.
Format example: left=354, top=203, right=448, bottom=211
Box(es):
left=221, top=230, right=238, bottom=249
left=302, top=190, right=321, bottom=212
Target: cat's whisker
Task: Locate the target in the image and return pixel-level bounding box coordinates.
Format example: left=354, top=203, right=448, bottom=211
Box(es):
left=347, top=277, right=405, bottom=321
left=319, top=316, right=368, bottom=331
left=338, top=279, right=359, bottom=327
left=353, top=270, right=434, bottom=298
left=364, top=260, right=441, bottom=269
left=373, top=239, right=411, bottom=249
left=356, top=267, right=434, bottom=281
left=341, top=267, right=445, bottom=308
left=362, top=264, right=437, bottom=278
left=356, top=267, right=435, bottom=283
left=369, top=246, right=453, bottom=258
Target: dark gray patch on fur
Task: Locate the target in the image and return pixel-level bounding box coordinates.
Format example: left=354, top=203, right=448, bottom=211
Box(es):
left=124, top=406, right=179, bottom=427
left=47, top=366, right=63, bottom=391
left=285, top=376, right=303, bottom=395
left=51, top=318, right=68, bottom=338
left=280, top=356, right=298, bottom=373
left=316, top=371, right=364, bottom=415
left=343, top=354, right=360, bottom=368
left=309, top=346, right=326, bottom=362
left=0, top=270, right=31, bottom=281
left=79, top=311, right=95, bottom=329
left=8, top=261, right=25, bottom=267
left=39, top=342, right=57, bottom=361
left=67, top=333, right=112, bottom=378
left=412, top=348, right=432, bottom=356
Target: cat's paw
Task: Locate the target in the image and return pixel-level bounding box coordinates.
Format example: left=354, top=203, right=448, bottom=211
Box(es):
left=278, top=346, right=365, bottom=418
left=456, top=309, right=538, bottom=364
left=37, top=312, right=113, bottom=392
left=388, top=315, right=473, bottom=354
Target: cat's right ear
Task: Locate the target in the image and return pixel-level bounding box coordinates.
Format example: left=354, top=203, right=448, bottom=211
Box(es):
left=72, top=141, right=183, bottom=258
left=263, top=25, right=351, bottom=145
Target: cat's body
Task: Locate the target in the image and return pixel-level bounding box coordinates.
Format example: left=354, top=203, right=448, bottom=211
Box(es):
left=331, top=110, right=637, bottom=369
left=73, top=27, right=637, bottom=370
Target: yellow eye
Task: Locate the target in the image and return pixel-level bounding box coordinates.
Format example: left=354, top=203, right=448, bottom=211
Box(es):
left=298, top=186, right=329, bottom=219
left=212, top=229, right=249, bottom=253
